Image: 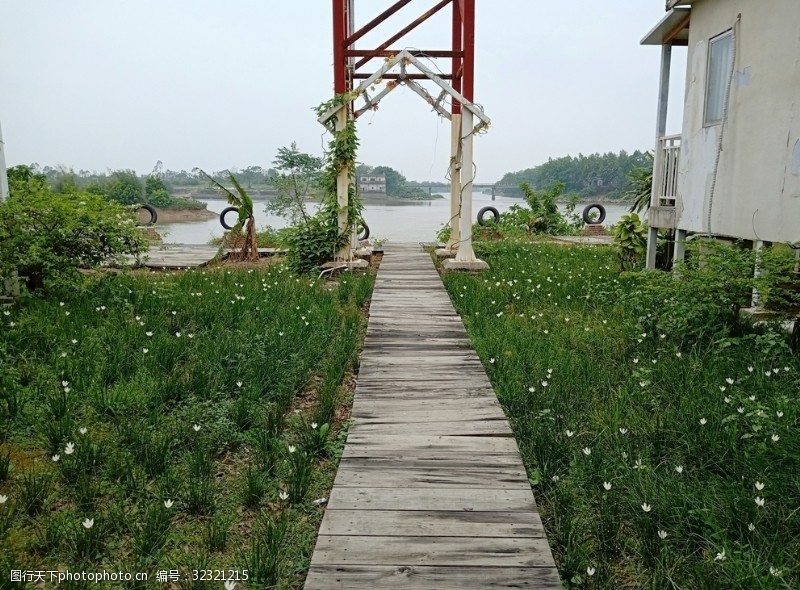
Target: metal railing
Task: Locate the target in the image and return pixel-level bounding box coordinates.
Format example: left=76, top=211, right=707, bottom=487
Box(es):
left=653, top=134, right=681, bottom=207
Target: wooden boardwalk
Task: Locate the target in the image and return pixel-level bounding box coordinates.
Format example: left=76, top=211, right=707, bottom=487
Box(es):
left=305, top=243, right=560, bottom=589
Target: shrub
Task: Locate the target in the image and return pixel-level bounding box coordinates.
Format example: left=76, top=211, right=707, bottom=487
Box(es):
left=611, top=212, right=647, bottom=270
left=0, top=166, right=148, bottom=292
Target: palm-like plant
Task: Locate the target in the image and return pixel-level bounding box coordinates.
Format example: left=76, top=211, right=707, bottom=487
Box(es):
left=625, top=152, right=654, bottom=214
left=197, top=169, right=258, bottom=261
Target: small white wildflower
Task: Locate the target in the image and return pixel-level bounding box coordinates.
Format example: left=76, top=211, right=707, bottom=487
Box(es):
left=747, top=366, right=754, bottom=373
left=675, top=465, right=683, bottom=474
left=582, top=447, right=591, bottom=456
left=489, top=358, right=496, bottom=364
left=724, top=397, right=731, bottom=403
left=769, top=566, right=780, bottom=576
left=699, top=418, right=707, bottom=425
left=641, top=503, right=652, bottom=512
left=754, top=481, right=764, bottom=491
left=586, top=566, right=596, bottom=577
left=142, top=348, right=149, bottom=354
left=633, top=358, right=639, bottom=364
left=145, top=331, right=153, bottom=337
left=603, top=482, right=612, bottom=491
left=311, top=422, right=318, bottom=430
left=658, top=530, right=668, bottom=540
left=676, top=352, right=682, bottom=358
left=714, top=548, right=726, bottom=561
left=288, top=445, right=296, bottom=454
left=0, top=495, right=7, bottom=504
left=719, top=386, right=726, bottom=392
left=528, top=386, right=535, bottom=393
left=52, top=454, right=60, bottom=462
left=82, top=518, right=94, bottom=529
left=619, top=428, right=628, bottom=435
left=62, top=380, right=69, bottom=388
left=541, top=380, right=548, bottom=387
left=565, top=430, right=574, bottom=438
left=164, top=499, right=174, bottom=508
left=771, top=434, right=780, bottom=442
left=755, top=496, right=765, bottom=507
left=193, top=424, right=201, bottom=432
left=279, top=490, right=289, bottom=501
left=748, top=523, right=755, bottom=531
left=776, top=411, right=783, bottom=418
left=224, top=580, right=237, bottom=590
left=79, top=427, right=87, bottom=435
left=551, top=475, right=560, bottom=483
left=726, top=378, right=734, bottom=385
left=64, top=442, right=75, bottom=455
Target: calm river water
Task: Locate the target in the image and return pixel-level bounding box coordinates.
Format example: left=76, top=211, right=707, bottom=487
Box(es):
left=154, top=195, right=631, bottom=244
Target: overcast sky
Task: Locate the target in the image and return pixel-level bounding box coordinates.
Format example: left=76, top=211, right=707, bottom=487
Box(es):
left=0, top=1, right=686, bottom=183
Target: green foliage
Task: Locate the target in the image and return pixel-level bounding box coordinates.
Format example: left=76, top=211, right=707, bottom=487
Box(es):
left=497, top=150, right=650, bottom=199
left=283, top=215, right=340, bottom=274
left=197, top=170, right=258, bottom=260
left=443, top=242, right=800, bottom=588
left=0, top=166, right=147, bottom=293
left=625, top=152, right=654, bottom=214
left=105, top=170, right=144, bottom=205
left=267, top=142, right=323, bottom=223
left=611, top=212, right=647, bottom=270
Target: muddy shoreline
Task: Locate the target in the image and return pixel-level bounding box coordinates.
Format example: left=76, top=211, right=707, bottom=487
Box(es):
left=154, top=207, right=217, bottom=224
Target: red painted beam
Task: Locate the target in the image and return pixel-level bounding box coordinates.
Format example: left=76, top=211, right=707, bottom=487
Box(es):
left=462, top=0, right=475, bottom=101
left=346, top=49, right=462, bottom=58
left=345, top=0, right=413, bottom=47
left=451, top=0, right=462, bottom=114
left=354, top=0, right=454, bottom=70
left=353, top=73, right=453, bottom=80
left=332, top=0, right=347, bottom=93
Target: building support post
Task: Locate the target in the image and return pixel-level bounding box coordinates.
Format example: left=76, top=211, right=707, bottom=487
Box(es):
left=335, top=108, right=351, bottom=261
left=454, top=110, right=475, bottom=262
left=0, top=121, right=8, bottom=202
left=447, top=113, right=462, bottom=250
left=646, top=43, right=672, bottom=270
left=673, top=228, right=687, bottom=264
left=751, top=240, right=765, bottom=308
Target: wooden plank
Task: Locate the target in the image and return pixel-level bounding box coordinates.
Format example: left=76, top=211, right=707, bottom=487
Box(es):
left=339, top=453, right=525, bottom=470
left=333, top=465, right=526, bottom=488
left=319, top=510, right=545, bottom=537
left=327, top=487, right=536, bottom=512
left=342, top=434, right=521, bottom=454
left=305, top=565, right=562, bottom=589
left=350, top=420, right=512, bottom=436
left=310, top=536, right=554, bottom=567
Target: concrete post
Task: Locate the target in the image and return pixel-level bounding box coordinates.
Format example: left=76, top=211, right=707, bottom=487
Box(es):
left=0, top=121, right=8, bottom=202
left=454, top=110, right=476, bottom=263
left=673, top=229, right=687, bottom=264
left=335, top=109, right=351, bottom=261
left=646, top=44, right=673, bottom=270
left=752, top=240, right=765, bottom=308
left=447, top=113, right=462, bottom=250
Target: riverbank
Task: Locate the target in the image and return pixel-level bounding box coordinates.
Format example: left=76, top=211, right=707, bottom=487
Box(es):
left=154, top=207, right=216, bottom=223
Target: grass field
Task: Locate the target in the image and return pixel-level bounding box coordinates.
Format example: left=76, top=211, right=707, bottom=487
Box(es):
left=0, top=265, right=373, bottom=589
left=441, top=242, right=799, bottom=589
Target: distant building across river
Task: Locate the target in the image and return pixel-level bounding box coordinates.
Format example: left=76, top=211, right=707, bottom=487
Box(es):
left=358, top=174, right=386, bottom=195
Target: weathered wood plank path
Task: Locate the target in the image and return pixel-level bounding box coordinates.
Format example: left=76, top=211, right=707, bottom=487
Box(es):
left=305, top=243, right=559, bottom=589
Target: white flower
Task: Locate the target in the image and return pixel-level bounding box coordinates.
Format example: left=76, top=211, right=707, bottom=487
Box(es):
left=675, top=465, right=684, bottom=474
left=748, top=395, right=756, bottom=401
left=565, top=430, right=574, bottom=438
left=311, top=422, right=319, bottom=430
left=783, top=366, right=790, bottom=372
left=52, top=454, right=60, bottom=462
left=0, top=495, right=7, bottom=504
left=489, top=358, right=496, bottom=364
left=714, top=548, right=726, bottom=561
left=771, top=434, right=780, bottom=442
left=619, top=428, right=628, bottom=435
left=719, top=386, right=726, bottom=392
left=726, top=378, right=734, bottom=385
left=541, top=380, right=548, bottom=387
left=582, top=447, right=591, bottom=456
left=776, top=411, right=783, bottom=418
left=188, top=333, right=195, bottom=339
left=142, top=348, right=149, bottom=354
left=633, top=358, right=639, bottom=364
left=769, top=566, right=780, bottom=576
left=551, top=475, right=560, bottom=482
left=586, top=566, right=596, bottom=576
left=135, top=315, right=141, bottom=321
left=62, top=380, right=69, bottom=388
left=755, top=496, right=765, bottom=507
left=175, top=332, right=181, bottom=338
left=699, top=418, right=707, bottom=425
left=634, top=459, right=645, bottom=470
left=748, top=523, right=755, bottom=532
left=145, top=331, right=153, bottom=337
left=164, top=499, right=174, bottom=508
left=737, top=407, right=745, bottom=414
left=754, top=481, right=765, bottom=491
left=64, top=442, right=75, bottom=455
left=747, top=366, right=754, bottom=373
left=764, top=371, right=771, bottom=377
left=82, top=518, right=94, bottom=529
left=676, top=352, right=682, bottom=358
left=224, top=581, right=237, bottom=590
left=641, top=503, right=652, bottom=512
left=79, top=427, right=87, bottom=435
left=603, top=482, right=612, bottom=491
left=288, top=445, right=296, bottom=454
left=71, top=339, right=78, bottom=345
left=658, top=530, right=668, bottom=540
left=279, top=332, right=284, bottom=337
left=724, top=397, right=731, bottom=403
left=236, top=381, right=243, bottom=388
left=528, top=386, right=535, bottom=393
left=279, top=491, right=289, bottom=501
left=193, top=424, right=201, bottom=432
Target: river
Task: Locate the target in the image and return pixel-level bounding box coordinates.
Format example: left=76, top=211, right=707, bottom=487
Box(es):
left=154, top=195, right=632, bottom=244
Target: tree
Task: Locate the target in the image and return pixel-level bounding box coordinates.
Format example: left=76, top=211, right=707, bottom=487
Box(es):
left=267, top=143, right=323, bottom=224
left=197, top=169, right=258, bottom=261
left=106, top=170, right=144, bottom=205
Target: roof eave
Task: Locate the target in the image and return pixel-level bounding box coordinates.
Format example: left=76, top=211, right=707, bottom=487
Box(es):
left=641, top=7, right=691, bottom=46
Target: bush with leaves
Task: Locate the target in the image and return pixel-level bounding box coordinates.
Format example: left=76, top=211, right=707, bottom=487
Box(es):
left=0, top=166, right=147, bottom=293
left=611, top=212, right=647, bottom=270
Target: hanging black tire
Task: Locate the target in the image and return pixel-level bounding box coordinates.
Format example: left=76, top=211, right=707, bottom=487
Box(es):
left=357, top=220, right=370, bottom=241
left=582, top=204, right=606, bottom=224
left=136, top=204, right=158, bottom=226
left=477, top=206, right=500, bottom=226
left=220, top=206, right=239, bottom=230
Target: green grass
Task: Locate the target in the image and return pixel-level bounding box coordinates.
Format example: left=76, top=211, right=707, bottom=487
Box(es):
left=441, top=241, right=799, bottom=590
left=0, top=265, right=373, bottom=588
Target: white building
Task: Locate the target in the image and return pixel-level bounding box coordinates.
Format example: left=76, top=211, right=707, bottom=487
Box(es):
left=642, top=0, right=800, bottom=267
left=358, top=174, right=387, bottom=195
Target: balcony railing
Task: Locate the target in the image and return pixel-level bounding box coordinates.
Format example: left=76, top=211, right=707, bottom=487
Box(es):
left=653, top=134, right=681, bottom=207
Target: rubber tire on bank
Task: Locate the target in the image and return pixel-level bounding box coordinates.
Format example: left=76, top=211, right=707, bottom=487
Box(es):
left=582, top=204, right=606, bottom=225
left=477, top=206, right=500, bottom=226
left=358, top=220, right=370, bottom=241
left=136, top=204, right=158, bottom=226
left=220, top=206, right=239, bottom=230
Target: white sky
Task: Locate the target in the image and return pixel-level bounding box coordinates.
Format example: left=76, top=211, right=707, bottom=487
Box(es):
left=0, top=1, right=686, bottom=182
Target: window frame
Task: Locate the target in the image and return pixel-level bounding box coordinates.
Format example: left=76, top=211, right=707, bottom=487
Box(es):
left=703, top=29, right=735, bottom=127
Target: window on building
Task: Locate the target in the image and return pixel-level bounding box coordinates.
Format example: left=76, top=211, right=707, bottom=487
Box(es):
left=704, top=30, right=734, bottom=126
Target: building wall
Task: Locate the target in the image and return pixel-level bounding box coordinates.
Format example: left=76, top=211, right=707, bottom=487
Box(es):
left=677, top=0, right=800, bottom=243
